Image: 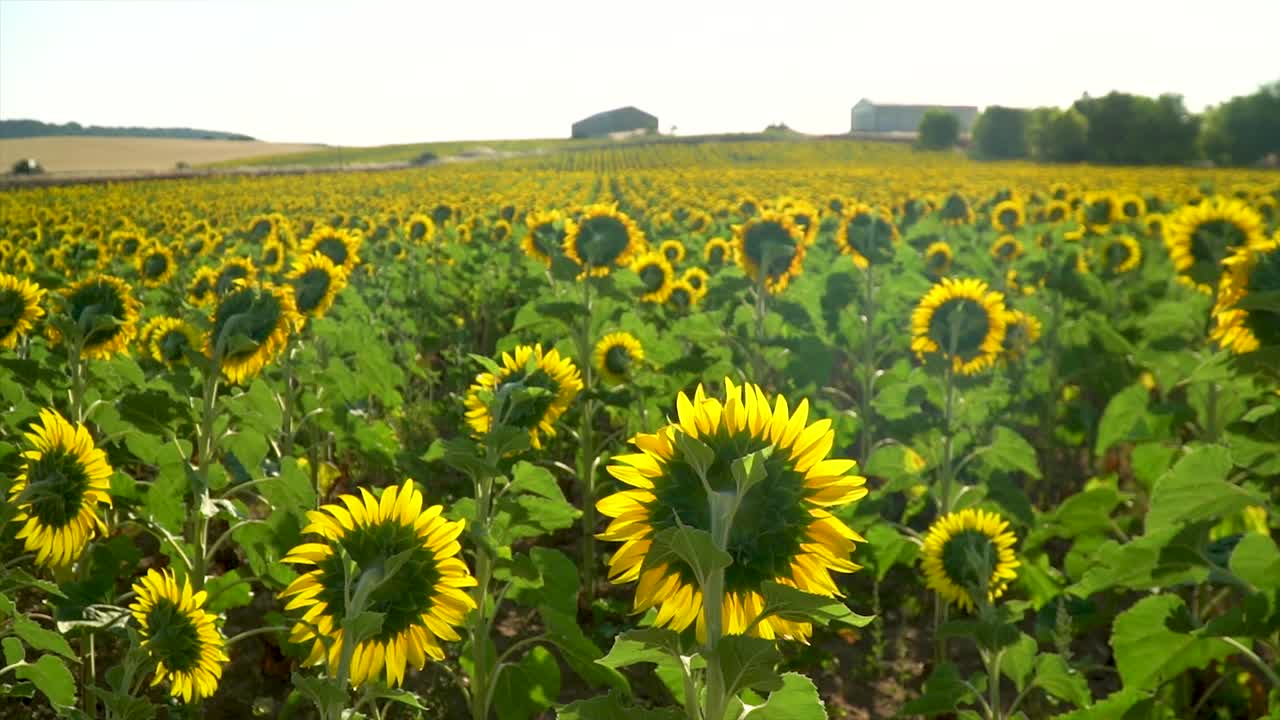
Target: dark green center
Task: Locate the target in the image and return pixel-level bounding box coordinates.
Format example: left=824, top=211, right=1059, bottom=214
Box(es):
left=649, top=428, right=813, bottom=594
left=927, top=297, right=991, bottom=359
left=940, top=529, right=997, bottom=593
left=251, top=219, right=273, bottom=238
left=494, top=368, right=558, bottom=432
left=142, top=253, right=168, bottom=279
left=1243, top=252, right=1280, bottom=347
left=409, top=221, right=428, bottom=242
left=668, top=286, right=691, bottom=311
left=996, top=240, right=1017, bottom=259
left=742, top=222, right=797, bottom=280
left=1105, top=241, right=1133, bottom=272
left=998, top=208, right=1019, bottom=228
left=1189, top=219, right=1248, bottom=285
left=664, top=246, right=680, bottom=262
left=574, top=216, right=631, bottom=267
left=432, top=205, right=453, bottom=224
left=708, top=246, right=725, bottom=265
left=1122, top=201, right=1141, bottom=218
left=191, top=276, right=212, bottom=300
left=941, top=194, right=969, bottom=220
left=928, top=249, right=950, bottom=271
left=0, top=288, right=24, bottom=341
left=314, top=519, right=441, bottom=641
left=293, top=268, right=333, bottom=315
left=121, top=237, right=141, bottom=256
left=68, top=282, right=127, bottom=350
left=604, top=345, right=632, bottom=377
left=263, top=247, right=280, bottom=266
left=211, top=287, right=284, bottom=361
left=315, top=237, right=349, bottom=267
left=640, top=264, right=666, bottom=292
left=157, top=329, right=193, bottom=364
left=20, top=448, right=91, bottom=527
left=214, top=266, right=251, bottom=296
left=845, top=214, right=895, bottom=264
left=145, top=599, right=203, bottom=672
left=1084, top=199, right=1113, bottom=226
left=1048, top=206, right=1065, bottom=222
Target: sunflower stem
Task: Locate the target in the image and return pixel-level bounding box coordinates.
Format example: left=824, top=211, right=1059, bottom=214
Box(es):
left=934, top=323, right=960, bottom=665
left=67, top=336, right=87, bottom=425
left=468, top=444, right=500, bottom=720
left=986, top=647, right=1004, bottom=720
left=280, top=334, right=298, bottom=460
left=577, top=270, right=599, bottom=605
left=859, top=263, right=876, bottom=463
left=224, top=625, right=288, bottom=648
left=190, top=359, right=221, bottom=590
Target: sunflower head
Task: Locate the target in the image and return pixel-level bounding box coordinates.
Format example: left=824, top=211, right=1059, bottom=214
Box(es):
left=1212, top=241, right=1280, bottom=354
left=303, top=227, right=363, bottom=274
left=1079, top=192, right=1119, bottom=231
left=1042, top=200, right=1071, bottom=224
left=910, top=278, right=1008, bottom=376
left=594, top=331, right=645, bottom=385
left=213, top=257, right=258, bottom=296
left=130, top=568, right=228, bottom=702
left=732, top=211, right=807, bottom=295
left=464, top=344, right=583, bottom=450
left=0, top=271, right=46, bottom=350
left=921, top=508, right=1020, bottom=613
left=406, top=213, right=437, bottom=245
left=1119, top=194, right=1146, bottom=220
left=999, top=309, right=1042, bottom=361
left=523, top=210, right=572, bottom=268
left=940, top=193, right=974, bottom=225
left=491, top=219, right=513, bottom=243
left=51, top=275, right=142, bottom=360
left=10, top=408, right=114, bottom=567
left=991, top=199, right=1025, bottom=233
left=280, top=480, right=477, bottom=688
left=632, top=251, right=675, bottom=304
left=260, top=237, right=288, bottom=274
left=1164, top=197, right=1267, bottom=293
left=660, top=239, right=687, bottom=265
left=140, top=316, right=203, bottom=367
left=665, top=280, right=698, bottom=312
left=682, top=267, right=710, bottom=300
left=137, top=243, right=177, bottom=288
left=1101, top=235, right=1143, bottom=275
left=208, top=282, right=301, bottom=384
left=703, top=237, right=733, bottom=266
left=990, top=235, right=1024, bottom=263
left=288, top=252, right=350, bottom=319
left=924, top=241, right=953, bottom=277
left=563, top=205, right=645, bottom=277
left=597, top=379, right=867, bottom=642
left=835, top=205, right=899, bottom=270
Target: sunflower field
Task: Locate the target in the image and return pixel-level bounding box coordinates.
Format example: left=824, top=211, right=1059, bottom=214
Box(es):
left=1, top=139, right=1279, bottom=720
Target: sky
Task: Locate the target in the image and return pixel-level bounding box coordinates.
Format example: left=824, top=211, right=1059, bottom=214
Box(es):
left=2, top=0, right=1278, bottom=147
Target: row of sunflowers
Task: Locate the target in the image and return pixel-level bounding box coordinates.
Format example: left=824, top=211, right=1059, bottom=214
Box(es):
left=1, top=140, right=1278, bottom=719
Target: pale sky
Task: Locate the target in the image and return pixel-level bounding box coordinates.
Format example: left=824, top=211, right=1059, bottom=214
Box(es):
left=2, top=0, right=1277, bottom=147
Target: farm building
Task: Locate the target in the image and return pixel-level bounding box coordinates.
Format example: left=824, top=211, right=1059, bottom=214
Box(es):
left=850, top=99, right=979, bottom=134
left=571, top=106, right=658, bottom=139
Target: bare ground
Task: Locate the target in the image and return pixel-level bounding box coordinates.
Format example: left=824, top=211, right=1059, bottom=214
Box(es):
left=0, top=137, right=325, bottom=174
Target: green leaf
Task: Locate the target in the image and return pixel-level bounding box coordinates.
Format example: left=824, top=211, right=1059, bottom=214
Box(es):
left=555, top=692, right=683, bottom=720
left=1231, top=533, right=1280, bottom=590
left=508, top=548, right=579, bottom=616
left=1094, top=384, right=1150, bottom=457
left=1034, top=653, right=1092, bottom=707
left=15, top=654, right=77, bottom=709
left=642, top=527, right=732, bottom=590
left=494, top=645, right=561, bottom=720
left=757, top=582, right=875, bottom=628
left=1146, top=445, right=1262, bottom=533
left=539, top=607, right=628, bottom=694
left=864, top=525, right=919, bottom=582
left=710, top=635, right=783, bottom=698
left=13, top=613, right=76, bottom=660
left=1000, top=633, right=1038, bottom=692
left=673, top=433, right=715, bottom=482
left=731, top=446, right=774, bottom=495
left=597, top=628, right=683, bottom=670
left=1052, top=689, right=1146, bottom=720
left=1110, top=594, right=1234, bottom=691
left=900, top=662, right=973, bottom=716
left=204, top=570, right=254, bottom=613
left=983, top=427, right=1042, bottom=479
left=1048, top=487, right=1124, bottom=538
left=740, top=672, right=826, bottom=720
left=2, top=637, right=22, bottom=665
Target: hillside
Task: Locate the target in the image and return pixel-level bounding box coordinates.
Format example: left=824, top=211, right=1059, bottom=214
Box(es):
left=0, top=118, right=256, bottom=141
left=0, top=137, right=324, bottom=174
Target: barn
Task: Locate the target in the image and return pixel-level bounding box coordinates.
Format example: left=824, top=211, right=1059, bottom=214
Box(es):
left=571, top=107, right=658, bottom=139
left=850, top=99, right=978, bottom=134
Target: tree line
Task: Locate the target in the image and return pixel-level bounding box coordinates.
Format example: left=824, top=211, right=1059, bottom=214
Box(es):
left=916, top=81, right=1279, bottom=166
left=0, top=119, right=255, bottom=142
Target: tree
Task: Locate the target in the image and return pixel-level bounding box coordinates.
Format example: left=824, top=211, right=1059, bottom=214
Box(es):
left=917, top=110, right=959, bottom=150
left=1199, top=81, right=1280, bottom=166
left=971, top=106, right=1029, bottom=159
left=1028, top=107, right=1089, bottom=162
left=1071, top=92, right=1198, bottom=164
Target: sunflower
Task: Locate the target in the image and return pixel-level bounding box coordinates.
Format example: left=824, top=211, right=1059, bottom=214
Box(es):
left=910, top=278, right=1008, bottom=376
left=1041, top=200, right=1071, bottom=224
left=464, top=344, right=583, bottom=450
left=9, top=408, right=114, bottom=567
left=939, top=193, right=974, bottom=225
left=0, top=272, right=46, bottom=350
left=187, top=267, right=219, bottom=306
left=924, top=241, right=953, bottom=277
left=834, top=205, right=899, bottom=270
left=563, top=205, right=645, bottom=277
left=597, top=379, right=867, bottom=642
left=990, top=199, right=1025, bottom=233
left=660, top=239, right=687, bottom=265
left=279, top=480, right=475, bottom=688
left=1164, top=197, right=1268, bottom=293
left=920, top=508, right=1019, bottom=613
left=682, top=267, right=710, bottom=301
left=51, top=275, right=141, bottom=360
left=130, top=568, right=228, bottom=702
left=1144, top=213, right=1166, bottom=237
left=523, top=210, right=572, bottom=267
left=732, top=211, right=806, bottom=295
left=139, top=316, right=203, bottom=367
left=137, top=243, right=177, bottom=288
left=302, top=227, right=363, bottom=274
left=632, top=251, right=675, bottom=304
left=594, top=331, right=645, bottom=385
left=288, top=252, right=349, bottom=319
left=213, top=257, right=258, bottom=296
left=1101, top=235, right=1143, bottom=275
left=703, top=237, right=733, bottom=266
left=111, top=229, right=146, bottom=259
left=489, top=219, right=513, bottom=244
left=990, top=235, right=1024, bottom=263
left=1212, top=240, right=1280, bottom=354
left=208, top=282, right=301, bottom=384
left=999, top=310, right=1042, bottom=361
left=259, top=237, right=288, bottom=274
left=405, top=213, right=437, bottom=245
left=245, top=213, right=280, bottom=241
left=666, top=279, right=698, bottom=312
left=1078, top=192, right=1119, bottom=232
left=1119, top=194, right=1146, bottom=221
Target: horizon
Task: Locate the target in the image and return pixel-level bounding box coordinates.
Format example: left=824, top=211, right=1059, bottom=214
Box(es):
left=2, top=0, right=1278, bottom=148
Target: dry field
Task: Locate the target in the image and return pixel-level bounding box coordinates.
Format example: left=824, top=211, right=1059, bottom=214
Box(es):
left=0, top=136, right=324, bottom=174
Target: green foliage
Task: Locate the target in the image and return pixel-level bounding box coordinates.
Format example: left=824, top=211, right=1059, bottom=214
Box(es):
left=918, top=110, right=960, bottom=151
